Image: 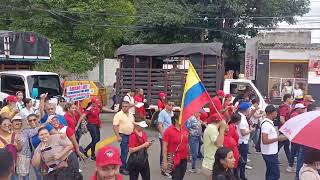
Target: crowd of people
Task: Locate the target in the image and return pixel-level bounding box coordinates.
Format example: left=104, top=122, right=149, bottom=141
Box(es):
left=1, top=88, right=320, bottom=180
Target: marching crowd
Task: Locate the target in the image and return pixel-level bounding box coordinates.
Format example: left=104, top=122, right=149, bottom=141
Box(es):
left=1, top=88, right=320, bottom=180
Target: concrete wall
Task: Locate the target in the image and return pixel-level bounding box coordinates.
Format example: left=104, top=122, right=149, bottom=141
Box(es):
left=258, top=31, right=311, bottom=44
left=86, top=58, right=119, bottom=87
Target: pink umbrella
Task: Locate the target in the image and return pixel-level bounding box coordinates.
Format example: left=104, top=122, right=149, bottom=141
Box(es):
left=279, top=110, right=320, bottom=150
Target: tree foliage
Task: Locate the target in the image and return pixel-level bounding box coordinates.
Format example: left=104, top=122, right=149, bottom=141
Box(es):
left=0, top=0, right=136, bottom=74
left=132, top=0, right=310, bottom=59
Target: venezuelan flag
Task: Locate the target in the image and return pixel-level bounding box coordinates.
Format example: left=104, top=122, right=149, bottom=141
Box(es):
left=179, top=62, right=212, bottom=125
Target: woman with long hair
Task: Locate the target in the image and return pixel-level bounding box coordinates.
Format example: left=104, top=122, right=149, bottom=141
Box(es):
left=212, top=147, right=237, bottom=180
left=0, top=117, right=22, bottom=180
left=64, top=103, right=85, bottom=142
left=162, top=113, right=189, bottom=180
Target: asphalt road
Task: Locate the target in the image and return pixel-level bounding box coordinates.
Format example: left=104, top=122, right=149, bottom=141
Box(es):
left=32, top=113, right=296, bottom=180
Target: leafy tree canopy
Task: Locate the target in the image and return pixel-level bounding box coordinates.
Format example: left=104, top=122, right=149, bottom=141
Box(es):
left=132, top=0, right=310, bottom=59
left=0, top=0, right=136, bottom=74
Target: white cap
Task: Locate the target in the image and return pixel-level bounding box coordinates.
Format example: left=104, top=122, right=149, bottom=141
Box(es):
left=295, top=103, right=306, bottom=109
left=12, top=115, right=22, bottom=121
left=134, top=121, right=148, bottom=128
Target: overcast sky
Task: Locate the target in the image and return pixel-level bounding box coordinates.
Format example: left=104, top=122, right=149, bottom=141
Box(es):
left=278, top=0, right=320, bottom=43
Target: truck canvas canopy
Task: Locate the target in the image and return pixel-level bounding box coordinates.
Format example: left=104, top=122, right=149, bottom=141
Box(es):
left=115, top=43, right=223, bottom=57
left=0, top=31, right=51, bottom=61
left=114, top=43, right=225, bottom=106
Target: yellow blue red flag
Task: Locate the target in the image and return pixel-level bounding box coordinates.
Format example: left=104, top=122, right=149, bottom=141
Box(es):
left=179, top=62, right=212, bottom=125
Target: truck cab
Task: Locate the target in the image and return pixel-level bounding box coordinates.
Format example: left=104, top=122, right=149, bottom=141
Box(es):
left=0, top=71, right=62, bottom=106
left=223, top=78, right=268, bottom=110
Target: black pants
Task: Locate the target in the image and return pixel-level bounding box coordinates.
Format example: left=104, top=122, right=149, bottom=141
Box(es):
left=159, top=138, right=163, bottom=166
left=278, top=139, right=292, bottom=167
left=172, top=159, right=187, bottom=180
left=84, top=123, right=101, bottom=157
left=239, top=143, right=249, bottom=180
left=129, top=160, right=150, bottom=180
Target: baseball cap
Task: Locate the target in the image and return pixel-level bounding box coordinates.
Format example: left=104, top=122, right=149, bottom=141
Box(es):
left=11, top=115, right=22, bottom=121
left=239, top=102, right=252, bottom=111
left=304, top=95, right=315, bottom=102
left=217, top=90, right=225, bottom=97
left=159, top=92, right=166, bottom=98
left=6, top=95, right=17, bottom=102
left=134, top=121, right=148, bottom=128
left=295, top=103, right=306, bottom=109
left=96, top=146, right=122, bottom=167
left=265, top=105, right=277, bottom=114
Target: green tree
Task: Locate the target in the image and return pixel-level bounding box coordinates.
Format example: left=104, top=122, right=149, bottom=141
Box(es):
left=132, top=0, right=310, bottom=59
left=0, top=0, right=136, bottom=74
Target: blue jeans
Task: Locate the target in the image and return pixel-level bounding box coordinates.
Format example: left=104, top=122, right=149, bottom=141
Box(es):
left=189, top=136, right=201, bottom=169
left=262, top=154, right=280, bottom=180
left=295, top=146, right=305, bottom=180
left=33, top=165, right=42, bottom=180
left=120, top=133, right=129, bottom=170
left=11, top=174, right=18, bottom=180
left=76, top=128, right=82, bottom=143
left=239, top=143, right=249, bottom=180
left=84, top=123, right=101, bottom=157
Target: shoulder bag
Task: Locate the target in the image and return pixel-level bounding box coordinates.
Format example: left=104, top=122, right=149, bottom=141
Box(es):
left=163, top=134, right=184, bottom=173
left=127, top=133, right=148, bottom=170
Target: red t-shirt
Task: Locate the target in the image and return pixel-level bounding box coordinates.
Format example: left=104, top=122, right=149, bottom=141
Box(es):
left=157, top=99, right=165, bottom=110
left=134, top=95, right=146, bottom=118
left=290, top=111, right=299, bottom=119
left=279, top=103, right=292, bottom=121
left=224, top=132, right=240, bottom=168
left=228, top=124, right=239, bottom=143
left=128, top=131, right=148, bottom=148
left=64, top=112, right=79, bottom=131
left=90, top=172, right=123, bottom=180
left=209, top=96, right=223, bottom=115
left=162, top=125, right=189, bottom=159
left=85, top=106, right=102, bottom=127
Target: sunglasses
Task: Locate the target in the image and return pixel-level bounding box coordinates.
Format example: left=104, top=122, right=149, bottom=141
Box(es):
left=60, top=100, right=66, bottom=103
left=28, top=118, right=38, bottom=122
left=47, top=108, right=54, bottom=110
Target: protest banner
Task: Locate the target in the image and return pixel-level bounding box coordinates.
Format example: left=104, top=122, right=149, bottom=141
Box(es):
left=66, top=84, right=91, bottom=101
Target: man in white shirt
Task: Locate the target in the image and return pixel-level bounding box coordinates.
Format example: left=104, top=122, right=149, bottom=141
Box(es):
left=237, top=102, right=255, bottom=180
left=123, top=89, right=136, bottom=115
left=261, top=105, right=287, bottom=180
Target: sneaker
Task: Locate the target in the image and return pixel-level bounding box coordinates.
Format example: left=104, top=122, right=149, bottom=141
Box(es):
left=245, top=165, right=253, bottom=170
left=161, top=171, right=172, bottom=178
left=247, top=159, right=251, bottom=163
left=188, top=169, right=201, bottom=173
left=286, top=166, right=296, bottom=173
left=90, top=156, right=96, bottom=161
left=120, top=169, right=129, bottom=175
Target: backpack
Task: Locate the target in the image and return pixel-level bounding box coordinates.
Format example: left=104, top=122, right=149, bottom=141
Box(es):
left=255, top=121, right=273, bottom=152
left=274, top=104, right=291, bottom=127
left=0, top=132, right=18, bottom=161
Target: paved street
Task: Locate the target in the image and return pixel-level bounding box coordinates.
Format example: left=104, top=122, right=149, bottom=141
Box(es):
left=30, top=113, right=296, bottom=179
left=79, top=113, right=296, bottom=180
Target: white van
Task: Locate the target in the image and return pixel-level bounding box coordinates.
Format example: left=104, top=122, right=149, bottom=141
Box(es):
left=0, top=71, right=62, bottom=106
